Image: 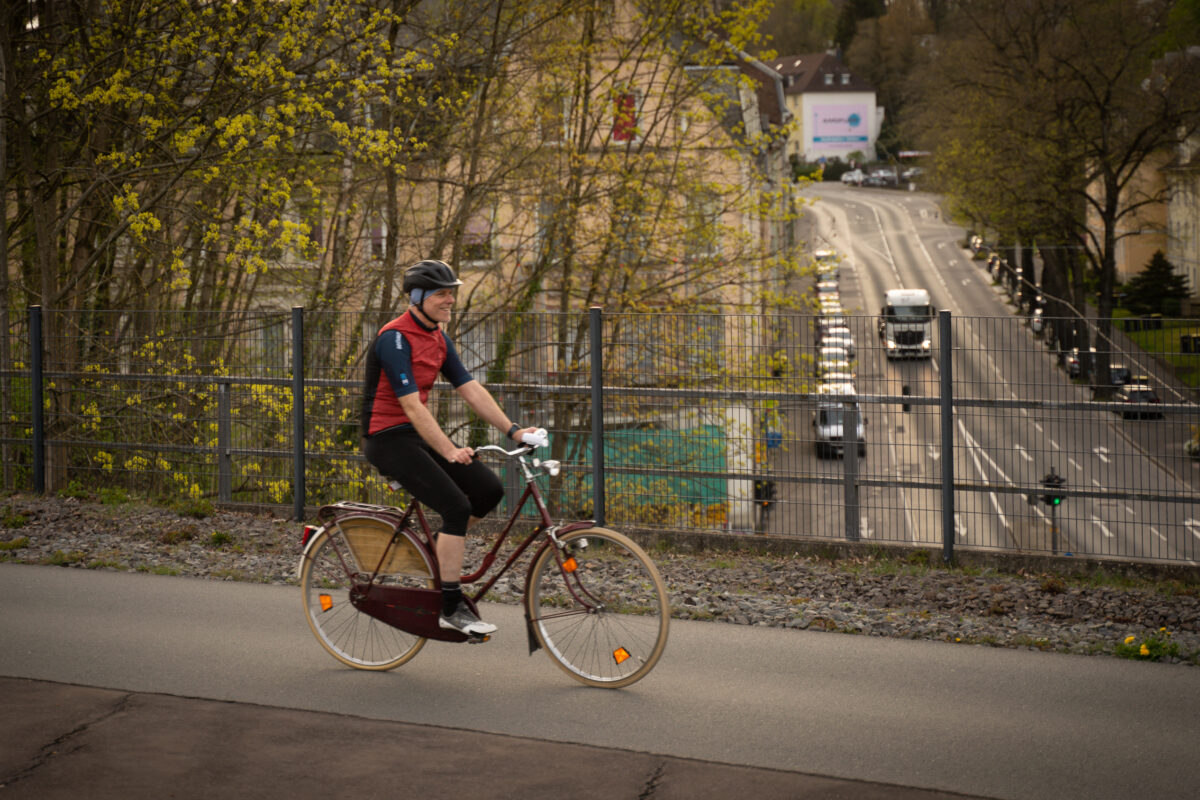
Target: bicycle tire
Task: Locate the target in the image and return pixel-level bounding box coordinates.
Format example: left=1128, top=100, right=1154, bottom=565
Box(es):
left=526, top=527, right=669, bottom=688
left=300, top=518, right=432, bottom=670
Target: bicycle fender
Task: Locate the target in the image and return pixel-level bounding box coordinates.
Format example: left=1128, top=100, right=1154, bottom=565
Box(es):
left=296, top=525, right=328, bottom=580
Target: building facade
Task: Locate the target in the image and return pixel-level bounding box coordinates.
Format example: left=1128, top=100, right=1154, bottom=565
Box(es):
left=767, top=52, right=882, bottom=165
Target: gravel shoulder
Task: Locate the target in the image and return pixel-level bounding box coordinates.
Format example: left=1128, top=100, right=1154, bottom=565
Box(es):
left=2, top=493, right=1197, bottom=665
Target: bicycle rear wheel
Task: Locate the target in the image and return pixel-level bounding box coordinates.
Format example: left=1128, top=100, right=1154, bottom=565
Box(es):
left=300, top=518, right=433, bottom=670
left=526, top=527, right=669, bottom=688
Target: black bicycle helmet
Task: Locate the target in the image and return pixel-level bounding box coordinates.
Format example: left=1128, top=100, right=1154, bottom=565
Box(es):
left=403, top=259, right=463, bottom=293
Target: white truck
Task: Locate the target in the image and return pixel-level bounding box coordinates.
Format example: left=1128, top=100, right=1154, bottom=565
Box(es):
left=878, top=288, right=933, bottom=359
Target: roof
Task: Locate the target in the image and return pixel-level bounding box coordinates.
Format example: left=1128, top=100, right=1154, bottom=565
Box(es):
left=769, top=52, right=874, bottom=96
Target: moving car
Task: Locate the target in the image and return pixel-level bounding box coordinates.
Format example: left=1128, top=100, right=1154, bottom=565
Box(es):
left=1114, top=383, right=1162, bottom=418
left=812, top=389, right=867, bottom=459
left=840, top=169, right=864, bottom=185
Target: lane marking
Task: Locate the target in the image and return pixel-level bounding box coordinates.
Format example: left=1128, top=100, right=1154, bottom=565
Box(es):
left=1092, top=516, right=1114, bottom=538
left=1015, top=444, right=1033, bottom=462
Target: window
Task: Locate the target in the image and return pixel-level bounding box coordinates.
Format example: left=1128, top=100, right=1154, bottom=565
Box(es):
left=369, top=215, right=385, bottom=261
left=539, top=91, right=572, bottom=145
left=613, top=87, right=641, bottom=143
left=461, top=209, right=494, bottom=264
left=686, top=192, right=722, bottom=258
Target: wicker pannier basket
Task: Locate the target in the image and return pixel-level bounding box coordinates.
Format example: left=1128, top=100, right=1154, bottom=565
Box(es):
left=339, top=517, right=430, bottom=577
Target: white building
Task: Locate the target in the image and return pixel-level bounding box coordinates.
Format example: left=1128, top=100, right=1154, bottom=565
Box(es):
left=769, top=52, right=883, bottom=165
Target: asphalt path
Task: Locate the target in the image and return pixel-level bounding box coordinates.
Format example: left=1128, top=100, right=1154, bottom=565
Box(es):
left=3, top=563, right=1199, bottom=799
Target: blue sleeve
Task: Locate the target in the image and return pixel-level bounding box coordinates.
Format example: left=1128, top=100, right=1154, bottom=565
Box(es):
left=376, top=330, right=418, bottom=397
left=441, top=333, right=474, bottom=387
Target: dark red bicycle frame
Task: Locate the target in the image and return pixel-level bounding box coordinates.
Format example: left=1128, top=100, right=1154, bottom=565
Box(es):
left=314, top=464, right=597, bottom=648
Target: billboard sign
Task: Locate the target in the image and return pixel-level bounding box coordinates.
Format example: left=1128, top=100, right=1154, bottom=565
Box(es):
left=811, top=104, right=869, bottom=149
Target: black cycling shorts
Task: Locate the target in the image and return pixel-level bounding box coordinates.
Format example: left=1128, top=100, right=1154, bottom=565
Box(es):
left=363, top=427, right=503, bottom=536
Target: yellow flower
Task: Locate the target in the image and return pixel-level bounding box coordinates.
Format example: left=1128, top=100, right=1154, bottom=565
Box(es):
left=1124, top=635, right=1136, bottom=645
left=1140, top=644, right=1150, bottom=657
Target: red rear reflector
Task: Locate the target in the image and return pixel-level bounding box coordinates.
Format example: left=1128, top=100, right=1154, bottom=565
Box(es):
left=302, top=525, right=319, bottom=545
left=613, top=647, right=631, bottom=664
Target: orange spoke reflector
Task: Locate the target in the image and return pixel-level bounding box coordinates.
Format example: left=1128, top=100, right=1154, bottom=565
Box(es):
left=319, top=594, right=333, bottom=612
left=613, top=647, right=631, bottom=665
left=562, top=557, right=578, bottom=573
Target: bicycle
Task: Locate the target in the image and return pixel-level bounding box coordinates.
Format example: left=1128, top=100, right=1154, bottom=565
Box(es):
left=298, top=439, right=670, bottom=688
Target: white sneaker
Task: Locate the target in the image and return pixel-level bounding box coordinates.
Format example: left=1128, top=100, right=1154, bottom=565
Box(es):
left=438, top=602, right=497, bottom=635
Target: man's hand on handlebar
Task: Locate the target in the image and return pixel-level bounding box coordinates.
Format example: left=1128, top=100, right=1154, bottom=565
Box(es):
left=517, top=427, right=548, bottom=448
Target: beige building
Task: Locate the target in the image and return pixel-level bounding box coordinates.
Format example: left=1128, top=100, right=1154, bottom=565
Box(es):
left=1165, top=133, right=1200, bottom=301
left=767, top=52, right=881, bottom=165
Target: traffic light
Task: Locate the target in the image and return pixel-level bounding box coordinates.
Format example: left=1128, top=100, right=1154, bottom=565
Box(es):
left=1041, top=469, right=1065, bottom=507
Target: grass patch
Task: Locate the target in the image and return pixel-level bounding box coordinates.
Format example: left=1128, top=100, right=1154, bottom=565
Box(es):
left=98, top=487, right=131, bottom=506
left=0, top=536, right=29, bottom=551
left=135, top=564, right=180, bottom=576
left=57, top=480, right=89, bottom=500
left=167, top=497, right=214, bottom=519
left=2, top=506, right=29, bottom=528
left=46, top=549, right=86, bottom=566
left=207, top=531, right=233, bottom=548
left=1115, top=629, right=1183, bottom=662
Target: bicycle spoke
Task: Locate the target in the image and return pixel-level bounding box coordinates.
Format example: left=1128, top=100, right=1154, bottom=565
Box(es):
left=301, top=521, right=432, bottom=671
left=526, top=528, right=669, bottom=688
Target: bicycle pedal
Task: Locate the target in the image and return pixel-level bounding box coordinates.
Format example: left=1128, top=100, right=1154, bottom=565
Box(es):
left=467, top=633, right=491, bottom=644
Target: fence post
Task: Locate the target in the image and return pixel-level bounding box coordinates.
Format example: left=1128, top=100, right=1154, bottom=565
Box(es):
left=843, top=400, right=861, bottom=541
left=938, top=310, right=955, bottom=563
left=590, top=306, right=605, bottom=527
left=292, top=307, right=305, bottom=521
left=218, top=382, right=232, bottom=503
left=30, top=305, right=44, bottom=494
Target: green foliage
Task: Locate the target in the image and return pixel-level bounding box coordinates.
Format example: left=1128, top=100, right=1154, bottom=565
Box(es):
left=207, top=531, right=234, bottom=549
left=1116, top=629, right=1182, bottom=661
left=167, top=498, right=215, bottom=519
left=0, top=537, right=29, bottom=550
left=2, top=508, right=29, bottom=529
left=47, top=550, right=87, bottom=566
left=1121, top=251, right=1191, bottom=316
left=58, top=481, right=89, bottom=500
left=98, top=487, right=131, bottom=506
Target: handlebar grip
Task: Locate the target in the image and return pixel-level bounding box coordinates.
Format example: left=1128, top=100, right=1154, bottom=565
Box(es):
left=521, top=428, right=548, bottom=447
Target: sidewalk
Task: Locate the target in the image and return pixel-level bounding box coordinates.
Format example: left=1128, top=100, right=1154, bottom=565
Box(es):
left=0, top=676, right=984, bottom=800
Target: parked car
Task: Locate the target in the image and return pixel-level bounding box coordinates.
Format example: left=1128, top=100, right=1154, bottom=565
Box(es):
left=1113, top=383, right=1162, bottom=418
left=1030, top=308, right=1044, bottom=335
left=816, top=279, right=839, bottom=300
left=817, top=354, right=854, bottom=380
left=814, top=248, right=840, bottom=279
left=819, top=327, right=856, bottom=358
left=1108, top=363, right=1132, bottom=385
left=841, top=169, right=864, bottom=185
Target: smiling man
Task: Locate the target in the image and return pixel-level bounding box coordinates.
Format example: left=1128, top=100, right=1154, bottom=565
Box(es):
left=361, top=259, right=538, bottom=636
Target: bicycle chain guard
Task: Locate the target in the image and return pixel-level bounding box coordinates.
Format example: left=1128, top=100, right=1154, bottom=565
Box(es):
left=350, top=583, right=482, bottom=644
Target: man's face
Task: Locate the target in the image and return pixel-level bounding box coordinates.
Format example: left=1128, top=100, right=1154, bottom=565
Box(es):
left=420, top=287, right=457, bottom=323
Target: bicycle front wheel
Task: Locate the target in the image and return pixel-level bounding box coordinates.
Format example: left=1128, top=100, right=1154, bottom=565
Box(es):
left=300, top=519, right=432, bottom=670
left=526, top=527, right=669, bottom=688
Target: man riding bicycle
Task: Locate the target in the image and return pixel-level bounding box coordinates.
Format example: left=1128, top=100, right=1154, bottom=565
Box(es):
left=361, top=259, right=538, bottom=636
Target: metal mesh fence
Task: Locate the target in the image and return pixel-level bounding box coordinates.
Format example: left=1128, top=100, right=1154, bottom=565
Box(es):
left=3, top=306, right=1198, bottom=565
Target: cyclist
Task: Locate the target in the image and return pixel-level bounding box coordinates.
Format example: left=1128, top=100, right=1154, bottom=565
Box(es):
left=361, top=259, right=538, bottom=636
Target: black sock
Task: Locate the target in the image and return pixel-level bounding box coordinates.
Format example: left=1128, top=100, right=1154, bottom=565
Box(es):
left=441, top=581, right=462, bottom=616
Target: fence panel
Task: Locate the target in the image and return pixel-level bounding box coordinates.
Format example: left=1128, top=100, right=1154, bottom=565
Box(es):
left=5, top=306, right=1198, bottom=566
